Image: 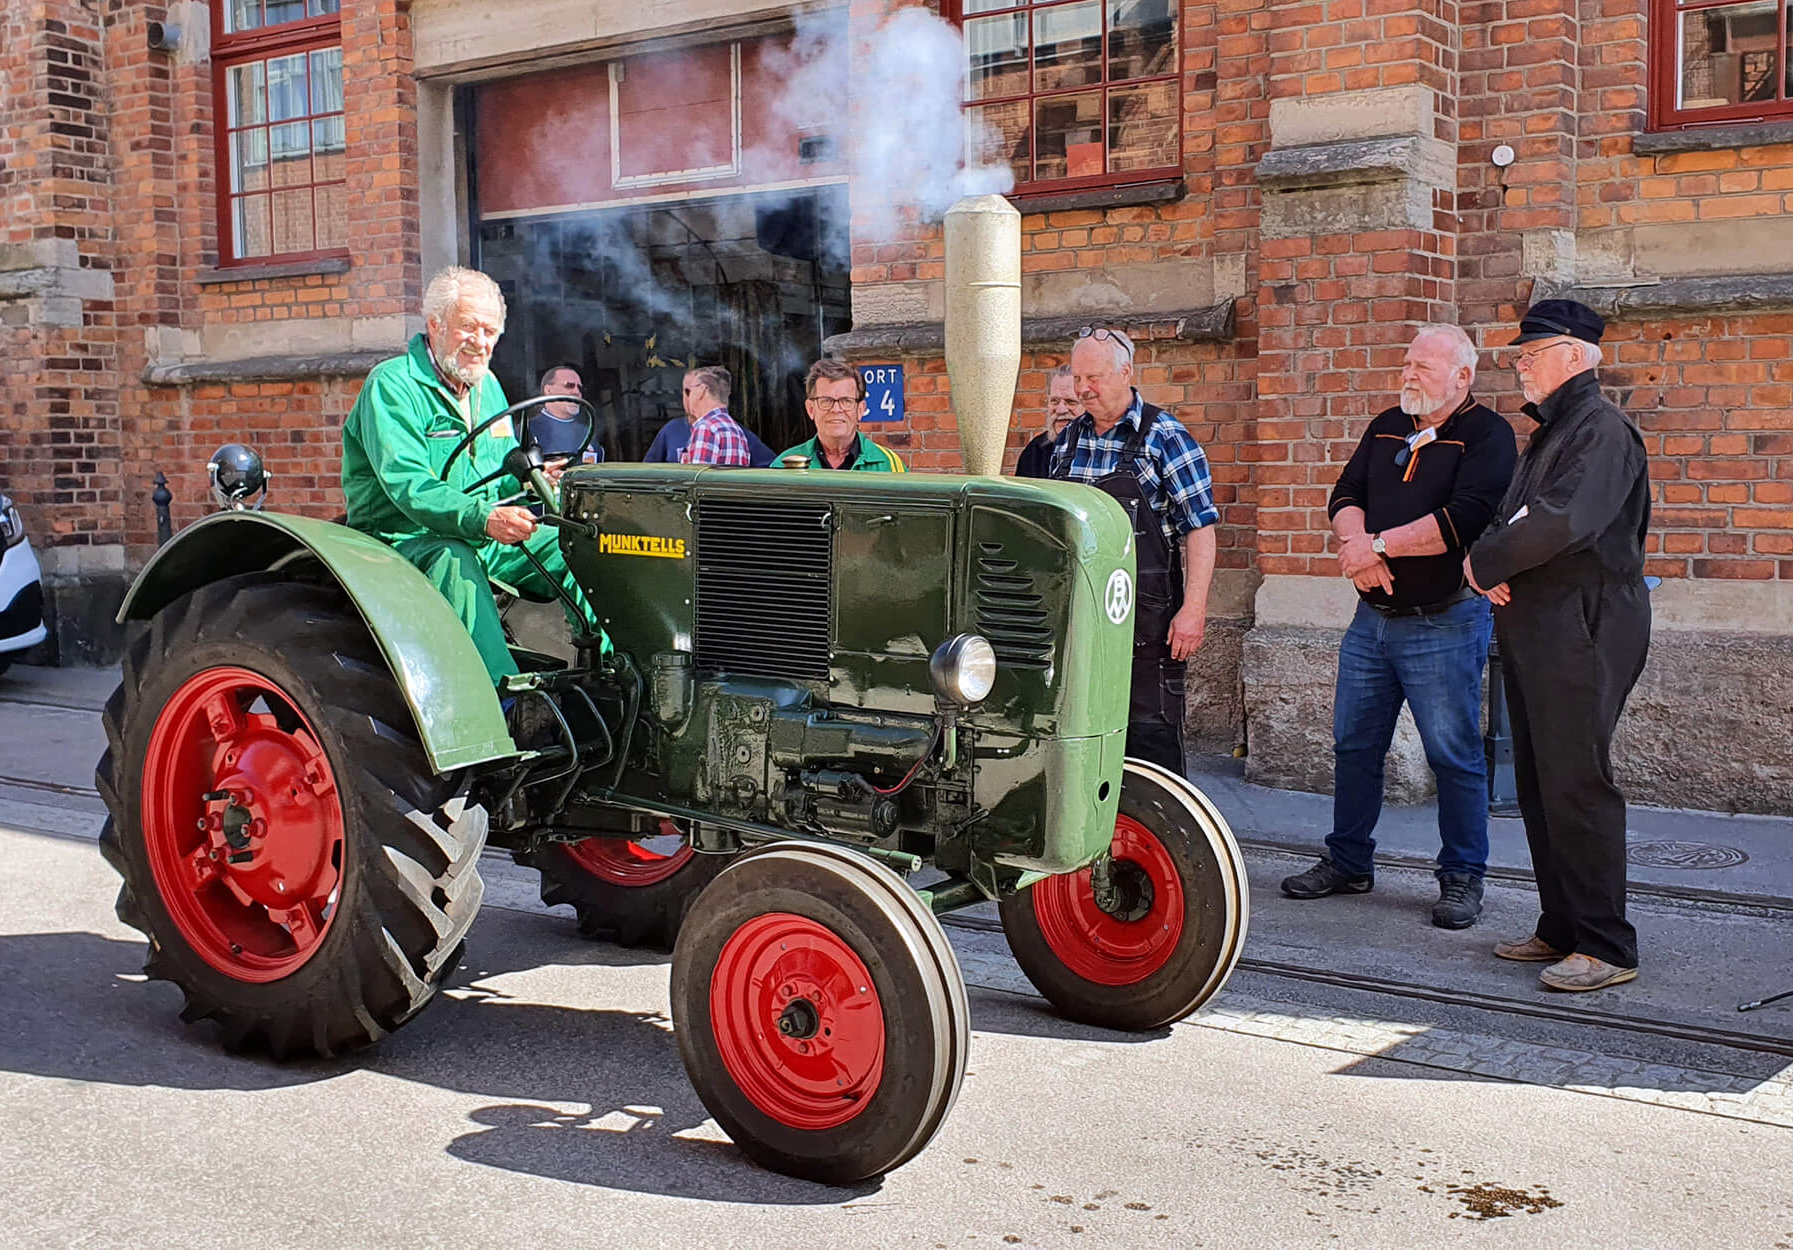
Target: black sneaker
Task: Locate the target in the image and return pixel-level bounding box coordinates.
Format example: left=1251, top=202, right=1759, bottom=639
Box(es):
left=1280, top=857, right=1373, bottom=899
left=1432, top=873, right=1485, bottom=929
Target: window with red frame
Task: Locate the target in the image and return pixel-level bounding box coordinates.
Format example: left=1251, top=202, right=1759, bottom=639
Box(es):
left=1652, top=0, right=1793, bottom=128
left=950, top=0, right=1180, bottom=194
left=214, top=0, right=347, bottom=263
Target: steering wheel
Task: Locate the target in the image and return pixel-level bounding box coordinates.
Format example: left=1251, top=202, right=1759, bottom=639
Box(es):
left=438, top=393, right=600, bottom=500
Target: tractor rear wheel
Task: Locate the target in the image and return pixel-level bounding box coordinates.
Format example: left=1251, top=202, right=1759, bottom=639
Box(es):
left=998, top=758, right=1249, bottom=1032
left=97, top=575, right=487, bottom=1058
left=671, top=843, right=968, bottom=1184
left=525, top=821, right=728, bottom=951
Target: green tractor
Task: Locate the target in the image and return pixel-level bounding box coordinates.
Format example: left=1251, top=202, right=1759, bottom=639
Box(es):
left=97, top=394, right=1248, bottom=1184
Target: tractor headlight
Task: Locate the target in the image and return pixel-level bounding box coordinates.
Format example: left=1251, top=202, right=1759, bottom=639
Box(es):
left=0, top=496, right=22, bottom=548
left=930, top=633, right=997, bottom=707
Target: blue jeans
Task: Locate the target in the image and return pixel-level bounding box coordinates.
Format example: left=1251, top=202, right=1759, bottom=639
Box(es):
left=1326, top=595, right=1492, bottom=880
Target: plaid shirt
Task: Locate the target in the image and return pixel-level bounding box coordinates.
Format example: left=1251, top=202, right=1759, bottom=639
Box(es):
left=681, top=408, right=752, bottom=467
left=1048, top=389, right=1219, bottom=547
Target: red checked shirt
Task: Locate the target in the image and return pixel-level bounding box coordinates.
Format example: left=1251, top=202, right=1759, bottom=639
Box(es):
left=680, top=407, right=752, bottom=467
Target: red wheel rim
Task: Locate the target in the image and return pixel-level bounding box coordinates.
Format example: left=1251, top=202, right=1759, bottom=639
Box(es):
left=565, top=820, right=694, bottom=886
left=709, top=912, right=885, bottom=1130
left=1032, top=814, right=1185, bottom=987
left=140, top=666, right=345, bottom=983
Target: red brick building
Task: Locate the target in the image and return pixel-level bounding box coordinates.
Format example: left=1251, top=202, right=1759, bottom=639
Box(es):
left=2, top=0, right=1790, bottom=810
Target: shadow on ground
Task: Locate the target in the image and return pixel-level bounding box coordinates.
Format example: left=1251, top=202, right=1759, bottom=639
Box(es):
left=0, top=927, right=868, bottom=1203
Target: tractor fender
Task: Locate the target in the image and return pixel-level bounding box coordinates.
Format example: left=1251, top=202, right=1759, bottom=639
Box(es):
left=117, top=511, right=517, bottom=774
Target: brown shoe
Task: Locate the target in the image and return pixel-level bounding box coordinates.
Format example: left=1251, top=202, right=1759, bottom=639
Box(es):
left=1539, top=953, right=1638, bottom=992
left=1493, top=934, right=1566, bottom=962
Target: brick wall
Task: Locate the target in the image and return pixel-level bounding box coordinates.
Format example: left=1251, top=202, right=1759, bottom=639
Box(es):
left=100, top=0, right=422, bottom=562
left=0, top=0, right=122, bottom=550
left=131, top=379, right=362, bottom=544
left=1604, top=313, right=1793, bottom=581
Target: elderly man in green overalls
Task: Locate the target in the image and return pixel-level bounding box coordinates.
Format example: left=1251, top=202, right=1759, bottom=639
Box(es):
left=341, top=266, right=597, bottom=683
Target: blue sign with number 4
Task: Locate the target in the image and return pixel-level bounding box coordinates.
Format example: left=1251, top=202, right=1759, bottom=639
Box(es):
left=859, top=364, right=904, bottom=424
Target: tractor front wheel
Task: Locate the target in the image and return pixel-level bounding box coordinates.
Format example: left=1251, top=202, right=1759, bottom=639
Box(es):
left=97, top=575, right=487, bottom=1057
left=671, top=843, right=968, bottom=1184
left=998, top=758, right=1249, bottom=1031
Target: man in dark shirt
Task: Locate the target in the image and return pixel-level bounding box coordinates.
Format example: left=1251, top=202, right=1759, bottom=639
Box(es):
left=529, top=363, right=605, bottom=464
left=1466, top=300, right=1651, bottom=993
left=1282, top=324, right=1517, bottom=930
left=1016, top=365, right=1078, bottom=478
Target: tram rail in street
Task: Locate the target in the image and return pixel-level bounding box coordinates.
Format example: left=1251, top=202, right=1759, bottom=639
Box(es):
left=937, top=910, right=1793, bottom=1060
left=0, top=772, right=99, bottom=799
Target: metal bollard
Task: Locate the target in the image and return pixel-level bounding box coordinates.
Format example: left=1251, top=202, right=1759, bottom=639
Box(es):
left=152, top=471, right=173, bottom=547
left=1483, top=634, right=1519, bottom=814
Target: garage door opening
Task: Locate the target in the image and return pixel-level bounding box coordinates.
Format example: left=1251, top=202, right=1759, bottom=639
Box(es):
left=478, top=184, right=850, bottom=461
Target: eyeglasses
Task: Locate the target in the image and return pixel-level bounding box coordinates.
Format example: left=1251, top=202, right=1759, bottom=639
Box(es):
left=1077, top=325, right=1135, bottom=362
left=1513, top=340, right=1575, bottom=370
left=809, top=396, right=860, bottom=413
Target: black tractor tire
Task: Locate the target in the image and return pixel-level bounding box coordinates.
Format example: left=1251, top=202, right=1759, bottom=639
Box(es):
left=524, top=825, right=730, bottom=952
left=998, top=758, right=1249, bottom=1032
left=96, top=574, right=488, bottom=1058
left=671, top=843, right=968, bottom=1184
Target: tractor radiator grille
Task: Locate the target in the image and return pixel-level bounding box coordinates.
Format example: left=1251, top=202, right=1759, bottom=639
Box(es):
left=975, top=543, right=1053, bottom=669
left=696, top=498, right=833, bottom=680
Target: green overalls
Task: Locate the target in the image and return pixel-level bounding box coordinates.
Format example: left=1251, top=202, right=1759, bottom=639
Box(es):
left=341, top=334, right=598, bottom=682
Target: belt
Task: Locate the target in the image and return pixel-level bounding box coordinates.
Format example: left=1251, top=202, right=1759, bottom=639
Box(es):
left=1368, top=586, right=1475, bottom=618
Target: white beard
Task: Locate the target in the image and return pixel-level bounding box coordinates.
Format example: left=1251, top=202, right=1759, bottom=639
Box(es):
left=444, top=354, right=488, bottom=389
left=1399, top=388, right=1436, bottom=416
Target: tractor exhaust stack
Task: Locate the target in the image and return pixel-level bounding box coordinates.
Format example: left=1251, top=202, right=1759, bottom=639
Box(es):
left=943, top=194, right=1021, bottom=477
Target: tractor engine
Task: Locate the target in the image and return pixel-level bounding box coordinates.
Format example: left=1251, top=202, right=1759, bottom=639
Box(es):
left=557, top=464, right=1137, bottom=881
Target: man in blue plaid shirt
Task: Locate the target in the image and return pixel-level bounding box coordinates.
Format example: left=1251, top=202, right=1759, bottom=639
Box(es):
left=679, top=366, right=752, bottom=467
left=1049, top=326, right=1219, bottom=771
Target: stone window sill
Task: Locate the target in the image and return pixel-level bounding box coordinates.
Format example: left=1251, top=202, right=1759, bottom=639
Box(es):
left=194, top=255, right=352, bottom=285
left=1009, top=178, right=1184, bottom=217
left=144, top=347, right=395, bottom=385
left=1633, top=121, right=1793, bottom=155
left=1531, top=273, right=1793, bottom=317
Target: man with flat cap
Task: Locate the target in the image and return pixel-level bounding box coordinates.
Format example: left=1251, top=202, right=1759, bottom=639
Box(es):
left=1464, top=299, right=1652, bottom=993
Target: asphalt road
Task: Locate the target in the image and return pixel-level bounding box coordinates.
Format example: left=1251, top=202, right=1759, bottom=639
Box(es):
left=3, top=820, right=1791, bottom=1249
left=3, top=671, right=1792, bottom=1248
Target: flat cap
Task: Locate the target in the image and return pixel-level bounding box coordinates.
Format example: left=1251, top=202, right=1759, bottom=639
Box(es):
left=1512, top=298, right=1605, bottom=346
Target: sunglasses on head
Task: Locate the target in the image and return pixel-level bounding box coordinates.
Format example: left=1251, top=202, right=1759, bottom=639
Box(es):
left=1077, top=325, right=1135, bottom=362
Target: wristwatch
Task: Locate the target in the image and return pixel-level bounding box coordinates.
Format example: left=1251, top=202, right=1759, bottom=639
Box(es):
left=1370, top=534, right=1387, bottom=556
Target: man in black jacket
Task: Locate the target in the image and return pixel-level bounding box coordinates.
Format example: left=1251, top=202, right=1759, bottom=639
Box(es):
left=1281, top=324, right=1516, bottom=929
left=1466, top=299, right=1651, bottom=993
left=1017, top=365, right=1078, bottom=478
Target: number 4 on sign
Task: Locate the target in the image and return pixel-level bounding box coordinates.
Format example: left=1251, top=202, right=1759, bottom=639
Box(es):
left=859, top=364, right=905, bottom=424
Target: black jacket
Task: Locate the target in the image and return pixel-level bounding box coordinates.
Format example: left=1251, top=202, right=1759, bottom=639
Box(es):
left=1015, top=432, right=1056, bottom=479
left=1468, top=370, right=1650, bottom=590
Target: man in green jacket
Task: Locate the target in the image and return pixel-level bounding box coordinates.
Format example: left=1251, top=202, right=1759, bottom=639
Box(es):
left=777, top=358, right=907, bottom=472
left=341, top=266, right=597, bottom=683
